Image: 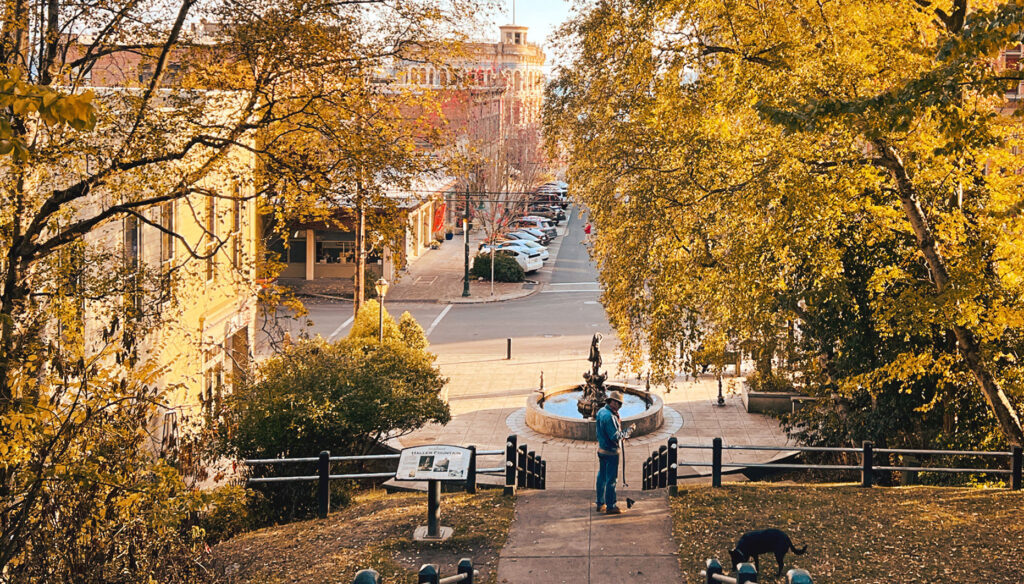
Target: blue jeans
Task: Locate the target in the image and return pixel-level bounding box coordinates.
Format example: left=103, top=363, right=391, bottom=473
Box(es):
left=596, top=453, right=618, bottom=509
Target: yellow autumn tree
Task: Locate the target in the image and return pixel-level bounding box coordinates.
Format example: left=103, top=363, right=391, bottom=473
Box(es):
left=546, top=0, right=1024, bottom=447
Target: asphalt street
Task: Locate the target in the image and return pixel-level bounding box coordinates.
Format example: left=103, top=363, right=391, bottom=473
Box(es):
left=275, top=210, right=616, bottom=351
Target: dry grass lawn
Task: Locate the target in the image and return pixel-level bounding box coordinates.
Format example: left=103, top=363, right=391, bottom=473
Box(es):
left=671, top=483, right=1024, bottom=583
left=211, top=489, right=513, bottom=584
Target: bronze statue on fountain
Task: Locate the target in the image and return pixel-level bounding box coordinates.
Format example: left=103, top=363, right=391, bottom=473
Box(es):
left=578, top=333, right=608, bottom=418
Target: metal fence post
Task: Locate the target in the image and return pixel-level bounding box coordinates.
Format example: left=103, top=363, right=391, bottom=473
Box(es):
left=507, top=338, right=512, bottom=360
left=457, top=558, right=474, bottom=584
left=658, top=444, right=668, bottom=488
left=418, top=564, right=439, bottom=584
left=318, top=450, right=330, bottom=519
left=540, top=459, right=546, bottom=489
left=1012, top=446, right=1022, bottom=491
left=668, top=437, right=679, bottom=496
left=352, top=569, right=381, bottom=584
left=704, top=559, right=723, bottom=584
left=427, top=480, right=441, bottom=538
left=527, top=450, right=537, bottom=488
left=862, top=441, right=874, bottom=488
left=735, top=562, right=757, bottom=584
left=643, top=458, right=650, bottom=490
left=517, top=445, right=527, bottom=488
left=466, top=445, right=477, bottom=494
left=787, top=568, right=813, bottom=584
left=712, top=438, right=722, bottom=488
left=504, top=434, right=517, bottom=496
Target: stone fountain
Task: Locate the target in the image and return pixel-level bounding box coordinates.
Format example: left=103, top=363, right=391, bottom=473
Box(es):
left=525, top=333, right=664, bottom=440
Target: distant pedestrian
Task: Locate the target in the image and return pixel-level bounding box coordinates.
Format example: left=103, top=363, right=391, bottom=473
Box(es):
left=583, top=222, right=592, bottom=236
left=595, top=391, right=634, bottom=515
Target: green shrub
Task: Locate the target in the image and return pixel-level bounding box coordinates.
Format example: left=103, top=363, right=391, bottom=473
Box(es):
left=220, top=337, right=450, bottom=522
left=470, top=252, right=524, bottom=282
left=745, top=370, right=795, bottom=393
left=348, top=298, right=400, bottom=340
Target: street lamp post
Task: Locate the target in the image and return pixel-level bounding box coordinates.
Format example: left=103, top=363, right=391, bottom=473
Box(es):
left=375, top=277, right=389, bottom=342
left=463, top=186, right=471, bottom=297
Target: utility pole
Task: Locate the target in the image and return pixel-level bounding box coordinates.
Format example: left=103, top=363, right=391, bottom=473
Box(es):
left=463, top=186, right=471, bottom=297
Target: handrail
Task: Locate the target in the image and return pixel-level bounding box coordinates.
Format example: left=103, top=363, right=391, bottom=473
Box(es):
left=643, top=437, right=1023, bottom=491
left=244, top=436, right=546, bottom=519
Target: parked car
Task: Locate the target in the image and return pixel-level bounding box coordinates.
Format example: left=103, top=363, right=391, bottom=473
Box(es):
left=515, top=217, right=557, bottom=239
left=493, top=239, right=549, bottom=261
left=525, top=205, right=561, bottom=224
left=497, top=248, right=543, bottom=273
left=506, top=230, right=546, bottom=245
left=518, top=227, right=552, bottom=244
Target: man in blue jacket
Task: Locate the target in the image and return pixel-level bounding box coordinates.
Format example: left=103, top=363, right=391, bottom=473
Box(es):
left=595, top=391, right=634, bottom=514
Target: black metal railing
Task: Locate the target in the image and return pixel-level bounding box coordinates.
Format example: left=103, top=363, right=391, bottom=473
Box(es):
left=701, top=558, right=814, bottom=584
left=642, top=437, right=1023, bottom=491
left=642, top=436, right=678, bottom=493
left=243, top=435, right=545, bottom=518
left=353, top=558, right=478, bottom=584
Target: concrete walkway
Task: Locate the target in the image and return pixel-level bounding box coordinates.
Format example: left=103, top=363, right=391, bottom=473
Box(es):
left=497, top=490, right=682, bottom=584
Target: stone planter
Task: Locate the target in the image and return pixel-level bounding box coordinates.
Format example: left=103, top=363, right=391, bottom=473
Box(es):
left=741, top=386, right=808, bottom=414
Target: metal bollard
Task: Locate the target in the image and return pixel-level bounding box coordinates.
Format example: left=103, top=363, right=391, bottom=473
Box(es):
left=318, top=450, right=330, bottom=519
left=668, top=437, right=679, bottom=495
left=507, top=338, right=512, bottom=360
left=427, top=480, right=441, bottom=538
left=658, top=444, right=668, bottom=488
left=736, top=562, right=758, bottom=583
left=712, top=438, right=723, bottom=488
left=1012, top=445, right=1022, bottom=491
left=352, top=569, right=381, bottom=584
left=457, top=558, right=474, bottom=584
left=527, top=450, right=537, bottom=489
left=466, top=445, right=477, bottom=494
left=418, top=564, right=439, bottom=584
left=517, top=445, right=527, bottom=488
left=862, top=441, right=874, bottom=488
left=540, top=459, right=546, bottom=489
left=787, top=568, right=813, bottom=584
left=505, top=435, right=517, bottom=496
left=703, top=558, right=724, bottom=584
left=643, top=458, right=650, bottom=490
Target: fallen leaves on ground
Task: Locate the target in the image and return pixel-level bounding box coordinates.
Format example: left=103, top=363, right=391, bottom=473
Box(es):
left=211, top=489, right=514, bottom=584
left=671, top=483, right=1024, bottom=583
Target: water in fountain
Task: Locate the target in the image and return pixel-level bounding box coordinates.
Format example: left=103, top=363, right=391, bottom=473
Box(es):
left=542, top=390, right=649, bottom=419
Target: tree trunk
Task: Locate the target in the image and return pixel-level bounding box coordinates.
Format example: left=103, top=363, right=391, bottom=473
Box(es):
left=877, top=141, right=1024, bottom=446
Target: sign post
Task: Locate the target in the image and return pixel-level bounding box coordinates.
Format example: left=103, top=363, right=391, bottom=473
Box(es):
left=395, top=445, right=472, bottom=541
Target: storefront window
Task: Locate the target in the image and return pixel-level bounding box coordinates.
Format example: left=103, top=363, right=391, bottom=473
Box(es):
left=315, top=231, right=357, bottom=263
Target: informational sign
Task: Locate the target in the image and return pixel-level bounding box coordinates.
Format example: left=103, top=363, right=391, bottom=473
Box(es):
left=395, top=445, right=472, bottom=481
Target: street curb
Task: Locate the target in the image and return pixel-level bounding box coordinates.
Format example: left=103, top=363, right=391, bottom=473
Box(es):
left=295, top=283, right=543, bottom=305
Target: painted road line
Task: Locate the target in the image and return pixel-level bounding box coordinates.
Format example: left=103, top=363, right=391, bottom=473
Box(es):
left=549, top=281, right=599, bottom=286
left=426, top=304, right=453, bottom=337
left=327, top=315, right=355, bottom=341
left=539, top=289, right=601, bottom=294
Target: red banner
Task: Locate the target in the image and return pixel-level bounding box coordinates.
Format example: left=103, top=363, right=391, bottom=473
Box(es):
left=432, top=202, right=446, bottom=233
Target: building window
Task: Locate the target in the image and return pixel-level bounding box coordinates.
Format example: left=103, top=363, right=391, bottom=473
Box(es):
left=231, top=194, right=242, bottom=269
left=124, top=216, right=140, bottom=267
left=159, top=201, right=175, bottom=265
left=205, top=196, right=216, bottom=281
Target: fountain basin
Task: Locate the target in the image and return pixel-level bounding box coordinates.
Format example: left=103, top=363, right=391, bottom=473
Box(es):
left=526, top=383, right=664, bottom=441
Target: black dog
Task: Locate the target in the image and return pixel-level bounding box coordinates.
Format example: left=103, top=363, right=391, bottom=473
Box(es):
left=729, top=528, right=806, bottom=577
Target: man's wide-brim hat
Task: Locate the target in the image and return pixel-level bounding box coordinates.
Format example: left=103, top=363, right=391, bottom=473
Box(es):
left=606, top=391, right=624, bottom=404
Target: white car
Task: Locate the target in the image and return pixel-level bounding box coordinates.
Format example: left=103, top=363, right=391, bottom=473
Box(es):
left=496, top=248, right=542, bottom=273
left=499, top=239, right=549, bottom=261
left=507, top=230, right=543, bottom=244
left=481, top=240, right=549, bottom=261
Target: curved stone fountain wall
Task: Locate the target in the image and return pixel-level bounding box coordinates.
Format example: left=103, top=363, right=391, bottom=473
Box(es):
left=525, top=383, right=664, bottom=441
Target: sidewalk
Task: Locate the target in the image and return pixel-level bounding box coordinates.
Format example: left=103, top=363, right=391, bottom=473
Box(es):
left=497, top=490, right=682, bottom=584
left=384, top=227, right=539, bottom=304
left=284, top=225, right=551, bottom=304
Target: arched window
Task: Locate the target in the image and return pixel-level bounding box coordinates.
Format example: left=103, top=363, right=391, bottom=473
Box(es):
left=514, top=70, right=522, bottom=91
left=440, top=69, right=448, bottom=85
